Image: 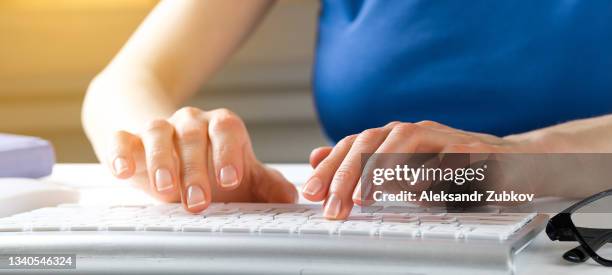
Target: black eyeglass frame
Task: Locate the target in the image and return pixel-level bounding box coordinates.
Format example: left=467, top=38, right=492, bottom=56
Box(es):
left=546, top=189, right=612, bottom=266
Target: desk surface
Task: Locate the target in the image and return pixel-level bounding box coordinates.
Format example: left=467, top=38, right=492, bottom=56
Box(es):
left=45, top=163, right=609, bottom=275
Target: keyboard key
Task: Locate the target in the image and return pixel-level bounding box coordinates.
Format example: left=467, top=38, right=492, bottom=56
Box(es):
left=145, top=225, right=179, bottom=232
left=298, top=224, right=338, bottom=235
left=221, top=223, right=259, bottom=233
left=31, top=225, right=63, bottom=231
left=272, top=207, right=311, bottom=214
left=69, top=225, right=100, bottom=231
left=147, top=204, right=180, bottom=215
left=347, top=212, right=381, bottom=221
left=239, top=208, right=274, bottom=215
left=464, top=227, right=514, bottom=241
left=204, top=216, right=237, bottom=222
left=107, top=224, right=138, bottom=231
left=379, top=226, right=420, bottom=238
left=419, top=216, right=456, bottom=222
left=382, top=214, right=419, bottom=223
left=342, top=221, right=380, bottom=227
left=235, top=216, right=273, bottom=223
left=275, top=211, right=316, bottom=218
left=338, top=222, right=379, bottom=236
left=204, top=208, right=241, bottom=217
left=259, top=223, right=298, bottom=234
left=420, top=221, right=459, bottom=227
left=421, top=226, right=465, bottom=239
left=0, top=224, right=24, bottom=232
left=274, top=216, right=308, bottom=223
left=339, top=227, right=378, bottom=236
left=379, top=206, right=424, bottom=213
left=182, top=224, right=221, bottom=232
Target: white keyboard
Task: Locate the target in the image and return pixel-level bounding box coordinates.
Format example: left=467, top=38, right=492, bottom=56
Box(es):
left=0, top=203, right=536, bottom=241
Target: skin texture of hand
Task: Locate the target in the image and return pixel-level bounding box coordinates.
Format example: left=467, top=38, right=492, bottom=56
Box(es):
left=302, top=120, right=544, bottom=220
left=107, top=107, right=297, bottom=213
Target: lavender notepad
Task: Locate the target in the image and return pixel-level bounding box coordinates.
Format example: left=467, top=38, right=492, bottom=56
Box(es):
left=0, top=134, right=55, bottom=178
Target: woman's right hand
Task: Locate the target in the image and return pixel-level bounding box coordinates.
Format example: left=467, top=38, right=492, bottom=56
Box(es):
left=106, top=107, right=297, bottom=213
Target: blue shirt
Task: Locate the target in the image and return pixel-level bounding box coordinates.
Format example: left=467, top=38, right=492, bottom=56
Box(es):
left=313, top=0, right=612, bottom=142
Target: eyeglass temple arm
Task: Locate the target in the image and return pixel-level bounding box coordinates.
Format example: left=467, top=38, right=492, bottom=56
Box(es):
left=575, top=227, right=612, bottom=246
left=563, top=228, right=612, bottom=263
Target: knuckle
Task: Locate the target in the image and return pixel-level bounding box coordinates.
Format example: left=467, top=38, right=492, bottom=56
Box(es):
left=315, top=155, right=336, bottom=173
left=111, top=130, right=137, bottom=150
left=176, top=123, right=204, bottom=141
left=338, top=134, right=358, bottom=147
left=445, top=143, right=469, bottom=153
left=416, top=120, right=440, bottom=128
left=210, top=112, right=244, bottom=134
left=391, top=123, right=418, bottom=137
left=211, top=108, right=235, bottom=118
left=181, top=161, right=206, bottom=179
left=357, top=128, right=383, bottom=143
left=175, top=107, right=202, bottom=119
left=361, top=128, right=383, bottom=137
left=384, top=121, right=402, bottom=128
left=147, top=146, right=168, bottom=161
left=143, top=119, right=172, bottom=133
left=214, top=143, right=231, bottom=158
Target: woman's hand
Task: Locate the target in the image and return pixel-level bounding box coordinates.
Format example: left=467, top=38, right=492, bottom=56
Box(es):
left=106, top=107, right=297, bottom=213
left=302, top=120, right=545, bottom=219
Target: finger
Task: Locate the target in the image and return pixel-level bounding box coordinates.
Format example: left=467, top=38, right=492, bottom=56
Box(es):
left=309, top=146, right=333, bottom=168
left=367, top=124, right=472, bottom=198
left=351, top=179, right=378, bottom=207
left=107, top=131, right=140, bottom=179
left=377, top=123, right=470, bottom=154
left=352, top=124, right=455, bottom=206
left=140, top=119, right=179, bottom=198
left=325, top=128, right=390, bottom=219
left=172, top=108, right=212, bottom=213
left=252, top=166, right=298, bottom=203
left=302, top=135, right=357, bottom=202
left=352, top=181, right=362, bottom=205
left=206, top=109, right=248, bottom=191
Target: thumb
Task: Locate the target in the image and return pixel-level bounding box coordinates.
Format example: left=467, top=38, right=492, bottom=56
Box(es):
left=251, top=165, right=298, bottom=203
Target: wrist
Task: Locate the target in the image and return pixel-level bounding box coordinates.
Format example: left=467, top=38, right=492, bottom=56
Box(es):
left=504, top=131, right=582, bottom=197
left=504, top=130, right=575, bottom=153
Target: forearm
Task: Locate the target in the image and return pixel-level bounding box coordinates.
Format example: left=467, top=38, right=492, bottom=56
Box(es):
left=81, top=0, right=275, bottom=162
left=504, top=114, right=612, bottom=197
left=82, top=70, right=177, bottom=162
left=505, top=114, right=612, bottom=153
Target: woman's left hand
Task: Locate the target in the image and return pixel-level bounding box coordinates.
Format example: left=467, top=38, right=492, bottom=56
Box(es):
left=302, top=120, right=546, bottom=219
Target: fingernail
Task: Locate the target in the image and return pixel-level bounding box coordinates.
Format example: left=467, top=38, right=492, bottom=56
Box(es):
left=302, top=177, right=323, bottom=196
left=220, top=166, right=239, bottom=188
left=352, top=184, right=362, bottom=203
left=186, top=185, right=206, bottom=209
left=324, top=193, right=342, bottom=219
left=155, top=169, right=174, bottom=192
left=113, top=157, right=129, bottom=175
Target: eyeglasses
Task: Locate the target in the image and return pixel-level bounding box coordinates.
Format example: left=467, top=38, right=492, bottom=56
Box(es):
left=546, top=189, right=612, bottom=266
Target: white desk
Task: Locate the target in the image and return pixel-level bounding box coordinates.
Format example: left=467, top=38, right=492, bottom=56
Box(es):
left=45, top=164, right=609, bottom=275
